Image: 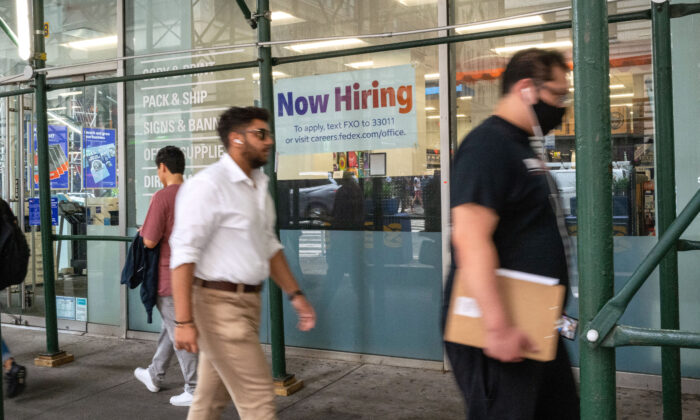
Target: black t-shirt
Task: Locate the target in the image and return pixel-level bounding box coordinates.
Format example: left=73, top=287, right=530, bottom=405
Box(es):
left=442, top=116, right=569, bottom=326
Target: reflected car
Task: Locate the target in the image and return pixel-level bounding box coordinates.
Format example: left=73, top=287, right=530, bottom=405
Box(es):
left=297, top=178, right=339, bottom=220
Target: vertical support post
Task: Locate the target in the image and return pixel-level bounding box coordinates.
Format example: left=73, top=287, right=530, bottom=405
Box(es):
left=651, top=1, right=681, bottom=418
left=32, top=0, right=73, bottom=367
left=573, top=1, right=616, bottom=419
left=257, top=0, right=297, bottom=392
left=33, top=0, right=59, bottom=355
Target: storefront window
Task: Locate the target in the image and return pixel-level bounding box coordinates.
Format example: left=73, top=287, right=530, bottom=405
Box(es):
left=275, top=46, right=443, bottom=360
left=0, top=82, right=120, bottom=327
left=125, top=0, right=260, bottom=332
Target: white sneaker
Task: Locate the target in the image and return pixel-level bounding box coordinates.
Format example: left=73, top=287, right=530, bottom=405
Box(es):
left=170, top=390, right=194, bottom=406
left=134, top=367, right=160, bottom=392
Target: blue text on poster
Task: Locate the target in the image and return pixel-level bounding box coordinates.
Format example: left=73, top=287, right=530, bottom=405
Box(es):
left=274, top=65, right=418, bottom=155
left=34, top=125, right=69, bottom=190
left=83, top=128, right=117, bottom=188
left=28, top=197, right=58, bottom=226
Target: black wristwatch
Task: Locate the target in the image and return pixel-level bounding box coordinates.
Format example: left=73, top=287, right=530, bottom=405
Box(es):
left=288, top=290, right=304, bottom=301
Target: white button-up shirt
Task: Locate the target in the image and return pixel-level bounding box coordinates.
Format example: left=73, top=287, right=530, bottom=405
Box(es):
left=169, top=153, right=283, bottom=285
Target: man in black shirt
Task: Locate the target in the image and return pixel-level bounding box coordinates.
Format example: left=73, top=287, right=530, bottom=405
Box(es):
left=444, top=49, right=579, bottom=419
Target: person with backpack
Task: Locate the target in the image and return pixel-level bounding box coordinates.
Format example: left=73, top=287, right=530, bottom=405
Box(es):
left=0, top=198, right=29, bottom=398
left=132, top=146, right=197, bottom=406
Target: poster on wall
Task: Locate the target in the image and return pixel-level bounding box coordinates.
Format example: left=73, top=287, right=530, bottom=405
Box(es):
left=82, top=128, right=117, bottom=189
left=34, top=125, right=69, bottom=190
left=28, top=196, right=58, bottom=226
left=274, top=65, right=418, bottom=155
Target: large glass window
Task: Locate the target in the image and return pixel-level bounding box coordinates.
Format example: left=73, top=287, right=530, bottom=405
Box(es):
left=125, top=0, right=260, bottom=332
left=274, top=46, right=443, bottom=360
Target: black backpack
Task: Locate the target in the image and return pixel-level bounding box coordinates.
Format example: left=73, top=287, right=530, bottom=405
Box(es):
left=0, top=199, right=30, bottom=290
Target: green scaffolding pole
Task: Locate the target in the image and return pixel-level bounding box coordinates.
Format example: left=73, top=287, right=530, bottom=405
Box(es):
left=32, top=0, right=61, bottom=357
left=573, top=0, right=616, bottom=419
left=652, top=1, right=681, bottom=418
left=0, top=14, right=18, bottom=46
left=256, top=0, right=290, bottom=383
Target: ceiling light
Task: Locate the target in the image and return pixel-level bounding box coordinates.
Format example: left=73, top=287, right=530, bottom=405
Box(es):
left=424, top=73, right=440, bottom=80
left=58, top=91, right=83, bottom=97
left=459, top=96, right=473, bottom=100
left=427, top=115, right=440, bottom=119
left=397, top=0, right=438, bottom=6
left=610, top=93, right=634, bottom=98
left=424, top=106, right=436, bottom=111
left=570, top=84, right=626, bottom=92
left=252, top=71, right=288, bottom=79
left=456, top=16, right=544, bottom=34
left=456, top=114, right=467, bottom=118
left=47, top=107, right=66, bottom=111
left=271, top=11, right=305, bottom=24
left=345, top=61, right=374, bottom=69
left=16, top=0, right=31, bottom=60
left=287, top=38, right=366, bottom=53
left=493, top=40, right=572, bottom=55
left=46, top=111, right=81, bottom=134
left=66, top=35, right=118, bottom=50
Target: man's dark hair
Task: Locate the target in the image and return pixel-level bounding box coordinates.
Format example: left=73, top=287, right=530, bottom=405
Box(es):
left=500, top=48, right=569, bottom=95
left=216, top=106, right=270, bottom=148
left=155, top=145, right=185, bottom=174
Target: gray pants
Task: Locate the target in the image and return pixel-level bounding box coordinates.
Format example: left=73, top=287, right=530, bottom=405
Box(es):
left=148, top=296, right=197, bottom=393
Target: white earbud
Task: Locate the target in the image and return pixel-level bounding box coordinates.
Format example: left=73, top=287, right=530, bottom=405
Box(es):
left=233, top=139, right=244, bottom=145
left=521, top=87, right=535, bottom=104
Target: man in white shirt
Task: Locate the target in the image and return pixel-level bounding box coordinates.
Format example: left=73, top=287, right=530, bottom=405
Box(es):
left=170, top=106, right=316, bottom=420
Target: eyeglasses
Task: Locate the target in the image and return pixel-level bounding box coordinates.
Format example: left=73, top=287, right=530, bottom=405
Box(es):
left=239, top=128, right=274, bottom=141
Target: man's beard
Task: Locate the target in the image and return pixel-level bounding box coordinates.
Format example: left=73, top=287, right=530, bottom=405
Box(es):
left=250, top=156, right=267, bottom=169
left=243, top=147, right=268, bottom=169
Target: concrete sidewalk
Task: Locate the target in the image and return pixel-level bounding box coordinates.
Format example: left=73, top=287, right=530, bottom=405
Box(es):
left=2, top=326, right=700, bottom=419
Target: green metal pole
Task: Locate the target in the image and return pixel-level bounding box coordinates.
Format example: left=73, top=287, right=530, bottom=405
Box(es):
left=0, top=14, right=19, bottom=46
left=573, top=1, right=616, bottom=419
left=33, top=0, right=59, bottom=356
left=652, top=2, right=681, bottom=418
left=257, top=0, right=289, bottom=381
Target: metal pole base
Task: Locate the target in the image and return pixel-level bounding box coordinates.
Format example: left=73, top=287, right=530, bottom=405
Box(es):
left=34, top=351, right=74, bottom=367
left=274, top=374, right=304, bottom=396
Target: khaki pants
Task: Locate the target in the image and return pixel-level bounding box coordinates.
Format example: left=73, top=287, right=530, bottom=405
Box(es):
left=187, top=285, right=276, bottom=420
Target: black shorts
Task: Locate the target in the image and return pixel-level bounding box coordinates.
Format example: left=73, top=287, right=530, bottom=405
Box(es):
left=445, top=339, right=580, bottom=420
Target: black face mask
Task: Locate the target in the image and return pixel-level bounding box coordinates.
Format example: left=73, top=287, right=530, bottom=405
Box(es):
left=532, top=100, right=566, bottom=135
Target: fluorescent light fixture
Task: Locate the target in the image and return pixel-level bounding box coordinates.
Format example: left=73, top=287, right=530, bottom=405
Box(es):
left=459, top=96, right=473, bottom=100
left=493, top=40, right=572, bottom=55
left=570, top=84, right=626, bottom=92
left=47, top=111, right=81, bottom=134
left=16, top=0, right=31, bottom=60
left=345, top=60, right=374, bottom=69
left=424, top=106, right=436, bottom=111
left=252, top=71, right=288, bottom=79
left=287, top=38, right=366, bottom=53
left=397, top=0, right=438, bottom=6
left=424, top=73, right=440, bottom=80
left=47, top=107, right=66, bottom=111
left=456, top=114, right=467, bottom=118
left=427, top=115, right=440, bottom=119
left=456, top=16, right=544, bottom=34
left=610, top=93, right=634, bottom=98
left=66, top=35, right=118, bottom=50
left=58, top=91, right=83, bottom=97
left=271, top=11, right=304, bottom=24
